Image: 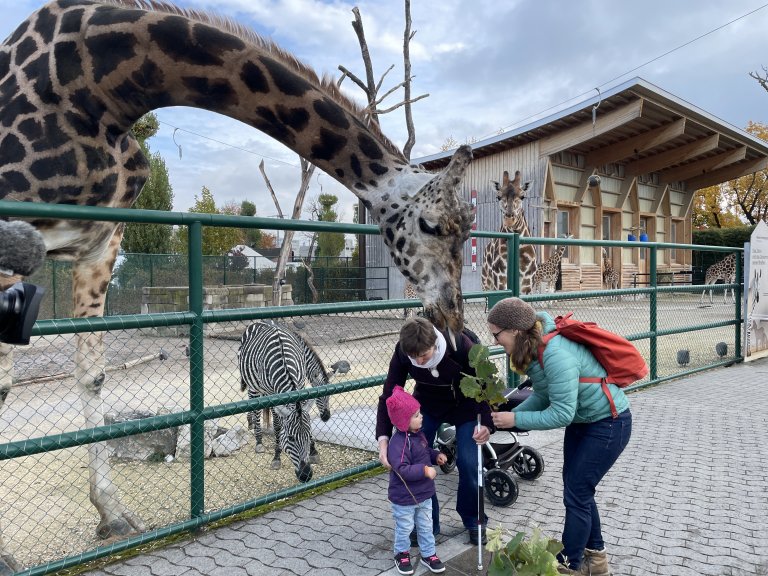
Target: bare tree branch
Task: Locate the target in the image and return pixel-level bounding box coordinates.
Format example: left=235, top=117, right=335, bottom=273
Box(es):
left=749, top=66, right=768, bottom=93
left=376, top=94, right=429, bottom=115
left=259, top=157, right=316, bottom=306
left=337, top=65, right=367, bottom=92
left=374, top=64, right=396, bottom=96
left=402, top=0, right=416, bottom=160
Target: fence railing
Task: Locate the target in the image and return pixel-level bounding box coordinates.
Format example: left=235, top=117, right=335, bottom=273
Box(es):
left=0, top=200, right=743, bottom=575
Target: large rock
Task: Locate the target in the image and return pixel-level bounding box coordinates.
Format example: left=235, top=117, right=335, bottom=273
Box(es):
left=105, top=410, right=178, bottom=462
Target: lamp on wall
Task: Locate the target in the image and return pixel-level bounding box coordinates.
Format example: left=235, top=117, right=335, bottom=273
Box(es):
left=627, top=233, right=637, bottom=241
left=639, top=232, right=648, bottom=242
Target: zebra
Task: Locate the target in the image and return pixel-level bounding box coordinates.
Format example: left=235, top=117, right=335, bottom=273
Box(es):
left=238, top=321, right=339, bottom=482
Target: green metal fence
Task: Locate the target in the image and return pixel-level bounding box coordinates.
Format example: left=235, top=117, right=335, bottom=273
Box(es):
left=0, top=200, right=743, bottom=575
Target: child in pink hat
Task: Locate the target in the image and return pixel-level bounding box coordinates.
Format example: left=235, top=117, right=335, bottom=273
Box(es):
left=385, top=386, right=447, bottom=574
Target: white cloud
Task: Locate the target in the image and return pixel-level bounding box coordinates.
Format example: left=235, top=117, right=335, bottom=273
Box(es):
left=3, top=0, right=768, bottom=220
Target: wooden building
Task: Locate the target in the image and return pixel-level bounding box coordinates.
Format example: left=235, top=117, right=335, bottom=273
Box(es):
left=371, top=77, right=768, bottom=296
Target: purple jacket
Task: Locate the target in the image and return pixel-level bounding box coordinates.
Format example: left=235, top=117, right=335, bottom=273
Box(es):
left=387, top=430, right=440, bottom=506
left=376, top=332, right=494, bottom=440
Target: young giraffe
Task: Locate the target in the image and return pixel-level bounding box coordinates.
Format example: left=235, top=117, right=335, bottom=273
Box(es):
left=601, top=247, right=621, bottom=300
left=481, top=170, right=537, bottom=294
left=532, top=234, right=573, bottom=295
left=700, top=253, right=737, bottom=305
left=403, top=281, right=419, bottom=318
left=0, top=1, right=475, bottom=567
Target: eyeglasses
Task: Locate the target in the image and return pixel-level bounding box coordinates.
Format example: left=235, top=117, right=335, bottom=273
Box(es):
left=492, top=328, right=508, bottom=342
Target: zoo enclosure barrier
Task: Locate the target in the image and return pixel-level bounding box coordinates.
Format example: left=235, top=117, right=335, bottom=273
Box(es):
left=0, top=200, right=743, bottom=575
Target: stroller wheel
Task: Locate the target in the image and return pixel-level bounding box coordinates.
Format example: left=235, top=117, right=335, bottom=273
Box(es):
left=484, top=469, right=519, bottom=507
left=439, top=446, right=457, bottom=474
left=512, top=446, right=545, bottom=480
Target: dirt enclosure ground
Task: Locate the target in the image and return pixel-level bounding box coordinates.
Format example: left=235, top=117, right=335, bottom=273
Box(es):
left=0, top=296, right=738, bottom=570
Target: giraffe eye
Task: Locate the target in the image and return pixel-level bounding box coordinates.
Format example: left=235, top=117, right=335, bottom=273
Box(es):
left=418, top=217, right=441, bottom=236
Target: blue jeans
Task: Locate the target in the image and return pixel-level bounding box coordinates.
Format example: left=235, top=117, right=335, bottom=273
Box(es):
left=560, top=409, right=632, bottom=569
left=422, top=413, right=486, bottom=531
left=392, top=499, right=435, bottom=556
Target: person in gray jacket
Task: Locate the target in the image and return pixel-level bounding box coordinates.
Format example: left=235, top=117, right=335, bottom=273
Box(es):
left=487, top=297, right=632, bottom=576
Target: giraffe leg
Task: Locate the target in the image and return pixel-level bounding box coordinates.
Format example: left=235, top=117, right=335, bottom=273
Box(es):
left=72, top=229, right=145, bottom=539
left=0, top=341, right=21, bottom=573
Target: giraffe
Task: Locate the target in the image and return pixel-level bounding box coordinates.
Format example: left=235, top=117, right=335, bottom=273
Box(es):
left=403, top=281, right=419, bottom=318
left=532, top=234, right=573, bottom=295
left=0, top=1, right=475, bottom=568
left=481, top=170, right=537, bottom=294
left=700, top=253, right=737, bottom=305
left=601, top=247, right=620, bottom=300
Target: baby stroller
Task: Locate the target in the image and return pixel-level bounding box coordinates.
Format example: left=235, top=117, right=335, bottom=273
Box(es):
left=434, top=380, right=544, bottom=507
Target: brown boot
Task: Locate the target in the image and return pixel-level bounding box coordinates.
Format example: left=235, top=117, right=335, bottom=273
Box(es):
left=557, top=564, right=576, bottom=575
left=577, top=548, right=612, bottom=576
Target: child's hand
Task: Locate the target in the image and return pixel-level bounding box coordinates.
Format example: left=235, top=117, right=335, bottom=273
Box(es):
left=436, top=453, right=448, bottom=466
left=425, top=466, right=437, bottom=480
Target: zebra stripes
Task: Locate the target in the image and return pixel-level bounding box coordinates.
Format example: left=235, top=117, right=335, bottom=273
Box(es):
left=238, top=321, right=333, bottom=482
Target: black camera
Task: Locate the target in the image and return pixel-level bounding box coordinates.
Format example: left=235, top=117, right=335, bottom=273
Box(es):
left=0, top=282, right=44, bottom=345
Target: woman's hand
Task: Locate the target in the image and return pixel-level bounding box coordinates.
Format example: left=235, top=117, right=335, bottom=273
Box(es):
left=378, top=438, right=390, bottom=469
left=436, top=452, right=448, bottom=466
left=472, top=425, right=491, bottom=445
left=491, top=411, right=516, bottom=430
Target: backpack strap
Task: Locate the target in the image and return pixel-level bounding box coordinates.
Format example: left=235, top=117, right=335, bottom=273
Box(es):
left=537, top=330, right=619, bottom=419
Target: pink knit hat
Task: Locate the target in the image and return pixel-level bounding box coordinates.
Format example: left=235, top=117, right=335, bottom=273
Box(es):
left=386, top=386, right=421, bottom=432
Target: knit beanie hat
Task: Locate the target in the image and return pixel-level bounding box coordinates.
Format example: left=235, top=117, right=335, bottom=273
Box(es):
left=487, top=297, right=537, bottom=331
left=386, top=386, right=421, bottom=432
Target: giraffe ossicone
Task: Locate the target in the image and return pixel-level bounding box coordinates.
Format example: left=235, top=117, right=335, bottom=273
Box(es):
left=0, top=0, right=473, bottom=568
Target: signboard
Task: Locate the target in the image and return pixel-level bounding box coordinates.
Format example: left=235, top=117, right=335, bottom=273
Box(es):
left=745, top=220, right=768, bottom=361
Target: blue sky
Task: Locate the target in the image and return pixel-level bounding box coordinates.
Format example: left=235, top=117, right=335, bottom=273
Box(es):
left=3, top=0, right=768, bottom=223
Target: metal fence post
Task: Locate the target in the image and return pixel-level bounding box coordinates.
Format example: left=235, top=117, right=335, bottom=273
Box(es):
left=188, top=221, right=205, bottom=521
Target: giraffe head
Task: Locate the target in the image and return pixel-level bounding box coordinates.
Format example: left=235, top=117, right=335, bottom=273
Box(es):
left=385, top=146, right=475, bottom=336
left=492, top=170, right=530, bottom=229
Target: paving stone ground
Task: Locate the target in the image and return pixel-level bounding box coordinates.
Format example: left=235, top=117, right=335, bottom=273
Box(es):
left=76, top=358, right=768, bottom=576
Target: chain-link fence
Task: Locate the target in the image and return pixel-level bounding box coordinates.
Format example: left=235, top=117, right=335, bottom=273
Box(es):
left=0, top=203, right=743, bottom=575
left=26, top=254, right=389, bottom=319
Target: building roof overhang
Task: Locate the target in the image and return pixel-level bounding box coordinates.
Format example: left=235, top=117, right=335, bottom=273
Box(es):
left=415, top=78, right=768, bottom=190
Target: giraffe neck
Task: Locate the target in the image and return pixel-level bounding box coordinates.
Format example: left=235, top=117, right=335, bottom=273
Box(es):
left=1, top=0, right=422, bottom=212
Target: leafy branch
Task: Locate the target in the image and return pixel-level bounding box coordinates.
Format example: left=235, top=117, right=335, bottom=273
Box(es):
left=486, top=526, right=563, bottom=576
left=459, top=344, right=508, bottom=409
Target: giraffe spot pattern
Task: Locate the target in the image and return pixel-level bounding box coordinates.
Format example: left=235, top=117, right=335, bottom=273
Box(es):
left=0, top=134, right=25, bottom=164
left=33, top=7, right=57, bottom=44
left=240, top=61, right=269, bottom=93
left=14, top=37, right=37, bottom=67
left=88, top=5, right=144, bottom=27
left=54, top=41, right=83, bottom=85
left=85, top=32, right=137, bottom=83
left=0, top=171, right=30, bottom=192
left=311, top=127, right=347, bottom=161
left=313, top=97, right=350, bottom=130
left=24, top=52, right=61, bottom=105
left=253, top=106, right=296, bottom=146
left=59, top=8, right=84, bottom=34
left=259, top=56, right=312, bottom=97
left=181, top=76, right=238, bottom=108
left=357, top=133, right=383, bottom=160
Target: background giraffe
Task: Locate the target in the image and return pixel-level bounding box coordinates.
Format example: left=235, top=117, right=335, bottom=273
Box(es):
left=403, top=281, right=419, bottom=318
left=481, top=170, right=537, bottom=294
left=532, top=234, right=573, bottom=295
left=602, top=247, right=621, bottom=300
left=0, top=1, right=475, bottom=568
left=700, top=253, right=737, bottom=304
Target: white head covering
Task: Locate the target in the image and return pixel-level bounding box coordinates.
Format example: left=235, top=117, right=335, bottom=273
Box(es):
left=407, top=327, right=447, bottom=378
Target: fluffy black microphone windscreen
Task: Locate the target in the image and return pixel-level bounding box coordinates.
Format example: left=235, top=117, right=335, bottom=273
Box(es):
left=0, top=221, right=47, bottom=277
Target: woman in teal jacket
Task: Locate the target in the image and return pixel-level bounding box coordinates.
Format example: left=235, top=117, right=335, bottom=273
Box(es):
left=487, top=297, right=631, bottom=576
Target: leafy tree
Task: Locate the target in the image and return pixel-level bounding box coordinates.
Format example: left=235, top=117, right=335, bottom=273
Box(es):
left=172, top=186, right=244, bottom=255
left=314, top=194, right=345, bottom=260
left=693, top=121, right=768, bottom=227
left=123, top=112, right=174, bottom=253
left=239, top=200, right=263, bottom=248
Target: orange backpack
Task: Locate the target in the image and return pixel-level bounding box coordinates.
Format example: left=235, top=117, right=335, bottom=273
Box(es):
left=537, top=313, right=648, bottom=418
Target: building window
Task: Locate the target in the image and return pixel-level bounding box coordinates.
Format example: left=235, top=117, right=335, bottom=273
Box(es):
left=670, top=221, right=678, bottom=261
left=558, top=210, right=570, bottom=258
left=602, top=214, right=613, bottom=241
